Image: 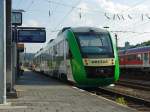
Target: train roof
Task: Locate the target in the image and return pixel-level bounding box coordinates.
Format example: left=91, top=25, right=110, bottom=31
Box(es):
left=119, top=46, right=150, bottom=55
left=59, top=27, right=108, bottom=34
left=71, top=27, right=108, bottom=33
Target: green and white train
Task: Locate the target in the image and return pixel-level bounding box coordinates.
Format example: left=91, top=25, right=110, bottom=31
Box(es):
left=33, top=27, right=120, bottom=87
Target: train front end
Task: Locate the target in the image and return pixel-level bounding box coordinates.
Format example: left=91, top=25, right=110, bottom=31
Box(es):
left=66, top=27, right=119, bottom=87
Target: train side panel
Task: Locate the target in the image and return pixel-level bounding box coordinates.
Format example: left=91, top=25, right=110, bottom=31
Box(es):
left=119, top=46, right=150, bottom=72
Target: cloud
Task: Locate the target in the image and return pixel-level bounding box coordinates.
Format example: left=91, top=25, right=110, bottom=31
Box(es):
left=97, top=0, right=129, bottom=13
left=97, top=0, right=149, bottom=14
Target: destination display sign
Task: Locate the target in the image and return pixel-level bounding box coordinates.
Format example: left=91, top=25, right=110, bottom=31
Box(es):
left=83, top=58, right=115, bottom=66
left=18, top=29, right=46, bottom=43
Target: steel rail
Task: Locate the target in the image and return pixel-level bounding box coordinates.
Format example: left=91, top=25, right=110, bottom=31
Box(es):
left=85, top=87, right=150, bottom=112
left=116, top=80, right=150, bottom=91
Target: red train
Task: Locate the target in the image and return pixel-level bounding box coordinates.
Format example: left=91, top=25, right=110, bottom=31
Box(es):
left=119, top=46, right=150, bottom=72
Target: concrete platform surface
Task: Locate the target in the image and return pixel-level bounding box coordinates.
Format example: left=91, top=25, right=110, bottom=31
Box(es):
left=1, top=70, right=136, bottom=112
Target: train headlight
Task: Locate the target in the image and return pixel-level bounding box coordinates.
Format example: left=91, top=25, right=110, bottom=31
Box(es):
left=84, top=59, right=88, bottom=65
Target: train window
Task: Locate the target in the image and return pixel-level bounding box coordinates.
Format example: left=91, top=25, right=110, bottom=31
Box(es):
left=144, top=53, right=148, bottom=61
left=57, top=44, right=59, bottom=55
left=40, top=55, right=42, bottom=62
left=127, top=54, right=136, bottom=61
left=54, top=45, right=57, bottom=55
left=65, top=41, right=70, bottom=59
left=127, top=54, right=142, bottom=61
left=60, top=41, right=64, bottom=56
left=49, top=49, right=50, bottom=55
left=79, top=36, right=103, bottom=47
left=75, top=33, right=113, bottom=58
left=137, top=54, right=142, bottom=61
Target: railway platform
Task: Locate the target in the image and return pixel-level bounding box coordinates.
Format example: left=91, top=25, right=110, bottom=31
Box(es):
left=1, top=70, right=137, bottom=112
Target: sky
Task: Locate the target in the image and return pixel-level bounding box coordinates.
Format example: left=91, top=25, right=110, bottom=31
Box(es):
left=12, top=0, right=150, bottom=53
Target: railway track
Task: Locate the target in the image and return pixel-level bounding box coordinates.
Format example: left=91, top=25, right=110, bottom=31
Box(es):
left=116, top=79, right=150, bottom=91
left=85, top=87, right=150, bottom=112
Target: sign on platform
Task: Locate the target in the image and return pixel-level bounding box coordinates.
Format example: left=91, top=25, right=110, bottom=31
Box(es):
left=12, top=12, right=22, bottom=26
left=18, top=28, right=46, bottom=43
left=17, top=43, right=24, bottom=52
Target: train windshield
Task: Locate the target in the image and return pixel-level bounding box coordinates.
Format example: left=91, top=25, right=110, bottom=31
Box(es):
left=76, top=33, right=114, bottom=58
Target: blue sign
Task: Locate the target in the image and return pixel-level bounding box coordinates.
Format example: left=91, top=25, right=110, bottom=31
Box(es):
left=18, top=29, right=46, bottom=43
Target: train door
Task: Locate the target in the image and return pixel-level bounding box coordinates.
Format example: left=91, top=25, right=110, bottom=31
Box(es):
left=64, top=40, right=67, bottom=72
left=65, top=40, right=74, bottom=81
left=143, top=53, right=149, bottom=67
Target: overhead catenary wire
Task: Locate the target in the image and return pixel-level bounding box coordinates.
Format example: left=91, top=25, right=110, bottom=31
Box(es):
left=20, top=0, right=150, bottom=38
left=123, top=20, right=150, bottom=30
left=45, top=0, right=104, bottom=14
left=107, top=0, right=148, bottom=30
left=110, top=31, right=150, bottom=34
left=107, top=0, right=149, bottom=44
left=113, top=20, right=150, bottom=40
left=44, top=0, right=150, bottom=41
left=51, top=0, right=83, bottom=31
left=49, top=29, right=150, bottom=33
